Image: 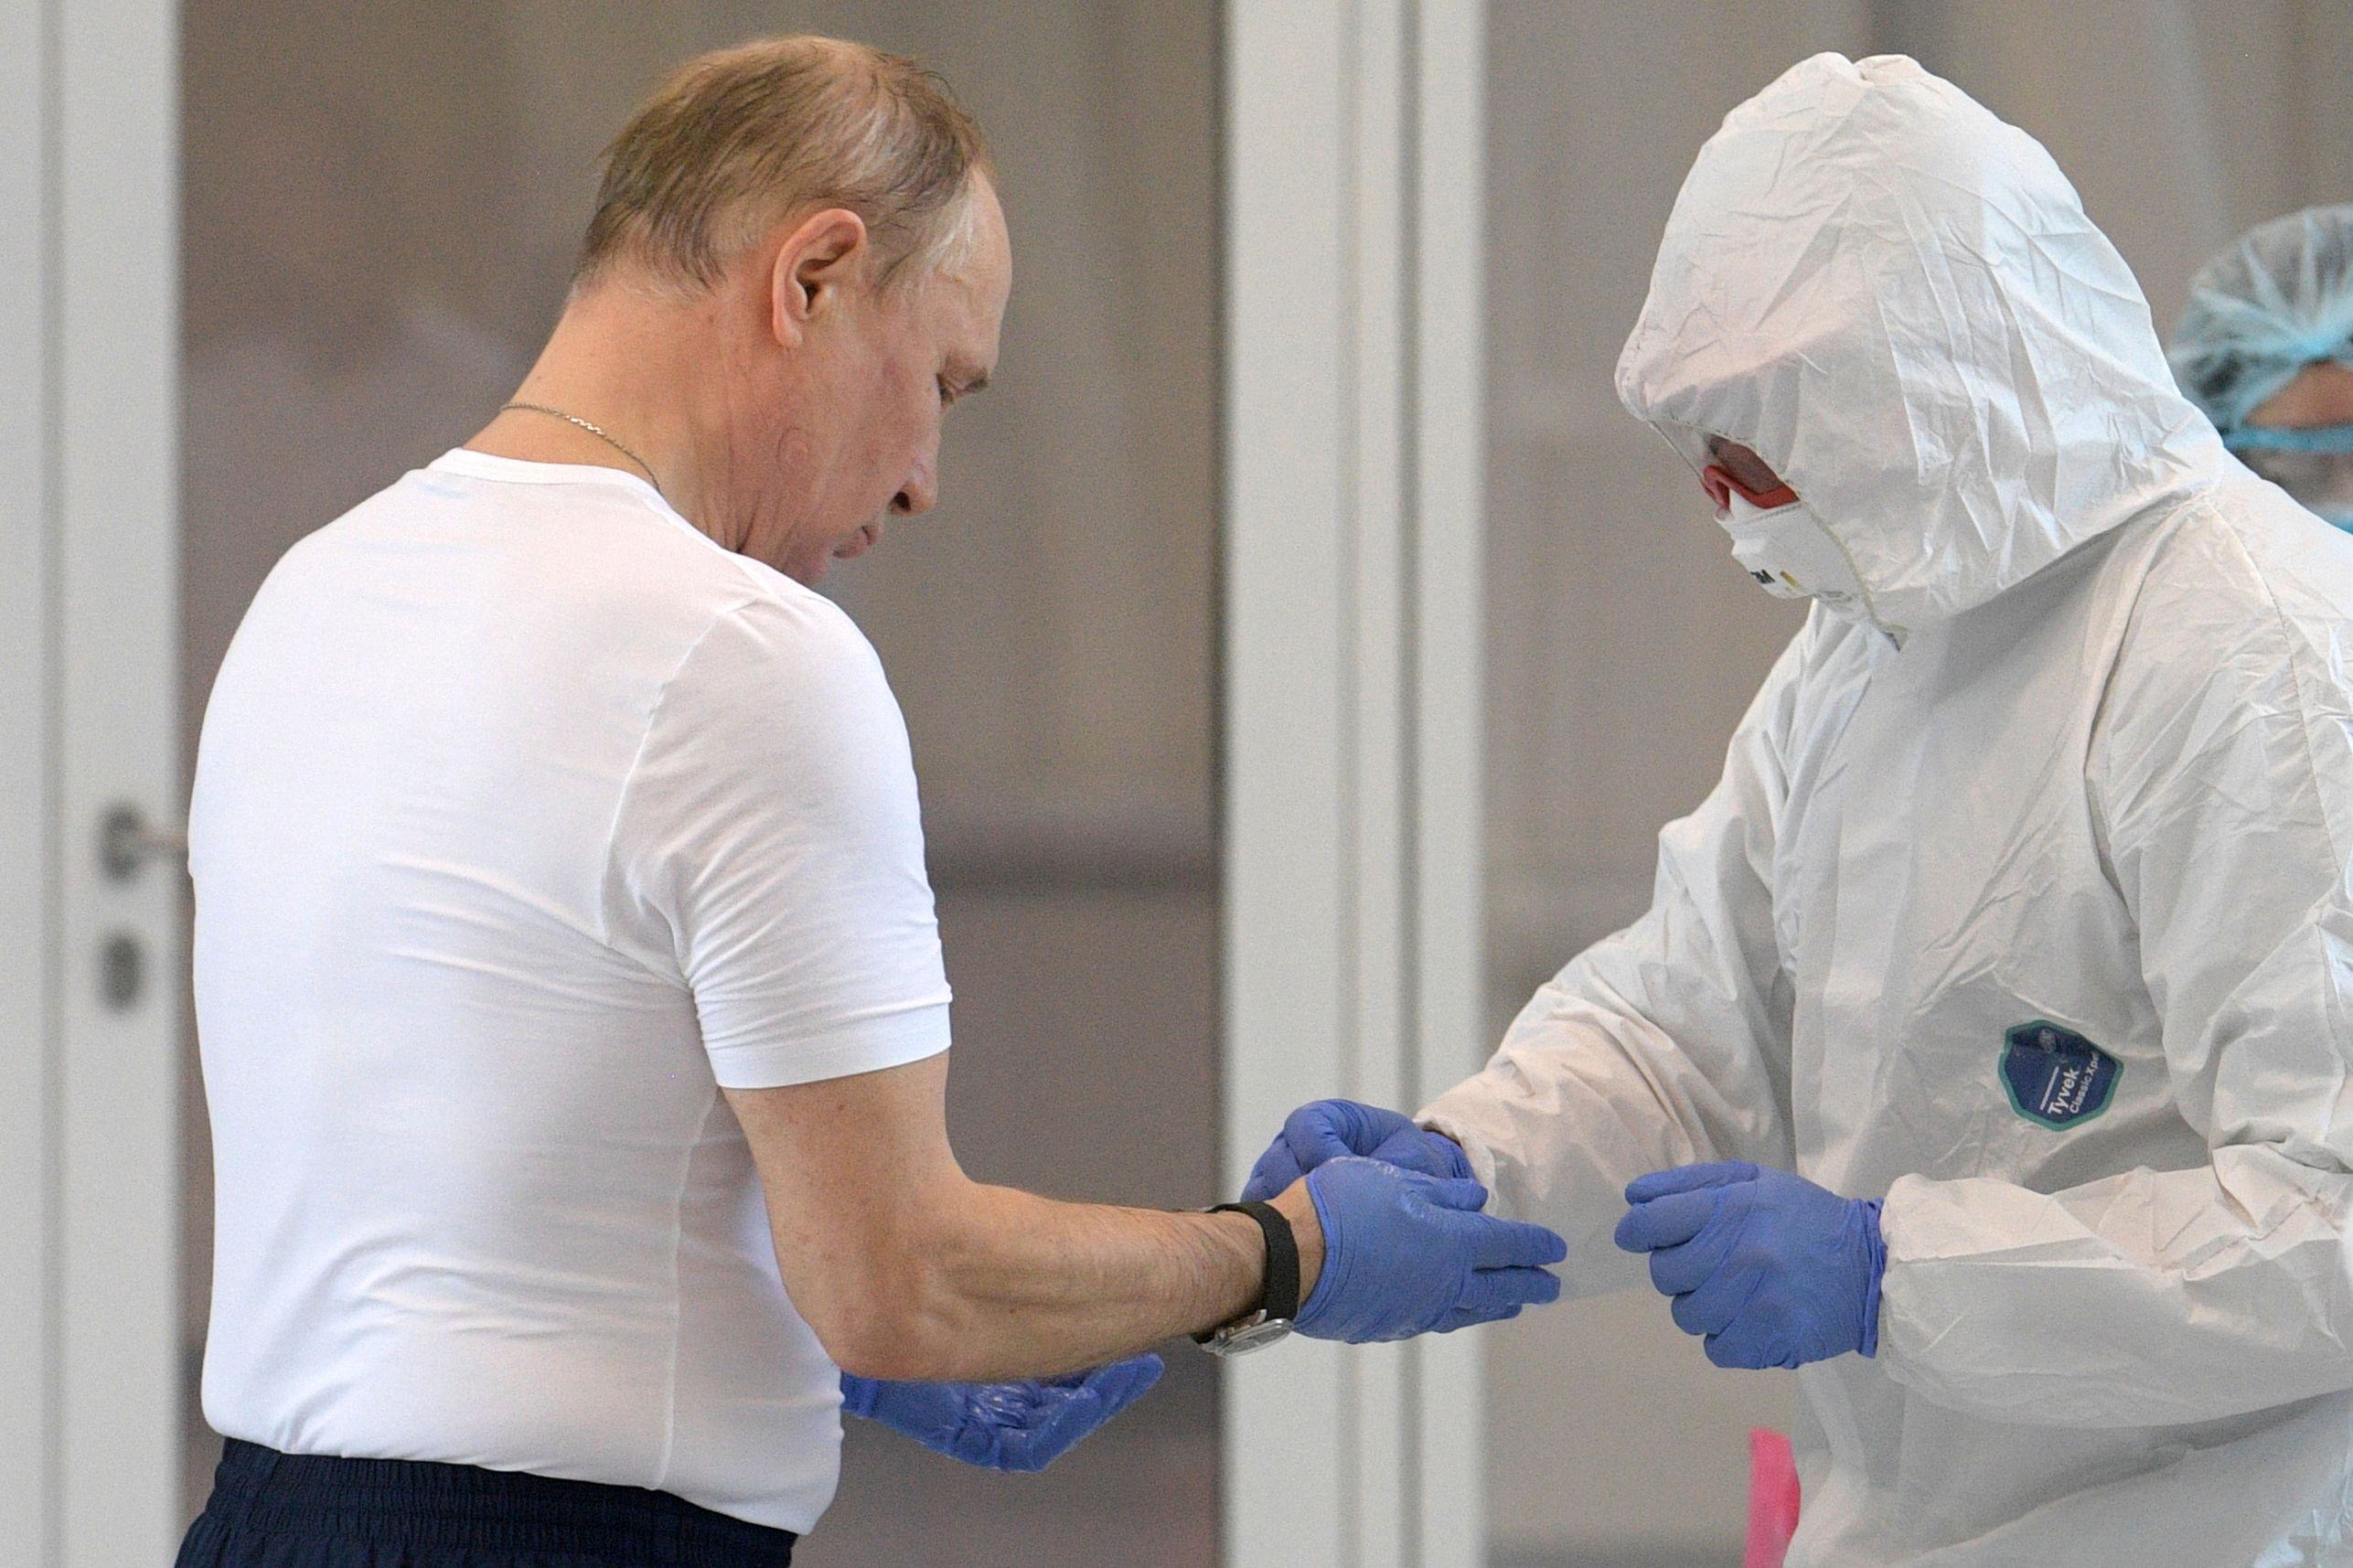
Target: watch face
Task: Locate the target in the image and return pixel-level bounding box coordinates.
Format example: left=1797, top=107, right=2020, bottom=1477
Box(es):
left=1203, top=1315, right=1294, bottom=1358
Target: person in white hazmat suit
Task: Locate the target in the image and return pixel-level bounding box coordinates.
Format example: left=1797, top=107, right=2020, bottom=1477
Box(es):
left=1242, top=53, right=2353, bottom=1567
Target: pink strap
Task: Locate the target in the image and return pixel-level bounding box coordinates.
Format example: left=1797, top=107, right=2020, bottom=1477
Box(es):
left=1744, top=1427, right=1801, bottom=1568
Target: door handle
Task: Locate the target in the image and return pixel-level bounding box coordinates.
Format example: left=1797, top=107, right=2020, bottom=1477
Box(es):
left=99, top=802, right=187, bottom=883
left=93, top=803, right=185, bottom=1012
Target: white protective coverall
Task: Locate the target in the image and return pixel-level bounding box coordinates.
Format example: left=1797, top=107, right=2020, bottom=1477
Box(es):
left=1422, top=54, right=2353, bottom=1566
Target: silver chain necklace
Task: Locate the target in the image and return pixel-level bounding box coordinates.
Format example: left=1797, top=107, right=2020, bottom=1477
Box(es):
left=500, top=401, right=662, bottom=495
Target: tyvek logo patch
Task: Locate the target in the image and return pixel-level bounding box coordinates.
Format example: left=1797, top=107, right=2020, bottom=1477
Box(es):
left=2001, top=1021, right=2120, bottom=1130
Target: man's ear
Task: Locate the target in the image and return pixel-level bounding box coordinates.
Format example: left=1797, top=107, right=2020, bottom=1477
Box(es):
left=768, top=207, right=870, bottom=349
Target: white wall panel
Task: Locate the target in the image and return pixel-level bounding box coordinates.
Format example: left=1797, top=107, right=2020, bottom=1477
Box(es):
left=1225, top=7, right=1355, bottom=1564
left=0, top=0, right=58, bottom=1554
left=53, top=0, right=184, bottom=1560
left=1225, top=3, right=1489, bottom=1564
left=5, top=0, right=183, bottom=1562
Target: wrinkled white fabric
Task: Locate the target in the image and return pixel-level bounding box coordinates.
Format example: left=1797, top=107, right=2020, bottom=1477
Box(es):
left=1424, top=53, right=2353, bottom=1567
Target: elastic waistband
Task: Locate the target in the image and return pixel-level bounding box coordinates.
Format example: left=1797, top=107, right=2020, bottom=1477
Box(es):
left=201, top=1439, right=797, bottom=1565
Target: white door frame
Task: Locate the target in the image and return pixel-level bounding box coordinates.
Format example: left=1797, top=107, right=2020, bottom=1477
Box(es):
left=1222, top=5, right=1489, bottom=1565
left=0, top=0, right=59, bottom=1548
left=0, top=0, right=186, bottom=1562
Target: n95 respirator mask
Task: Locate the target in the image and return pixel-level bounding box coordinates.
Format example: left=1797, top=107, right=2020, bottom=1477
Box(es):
left=1720, top=492, right=1881, bottom=629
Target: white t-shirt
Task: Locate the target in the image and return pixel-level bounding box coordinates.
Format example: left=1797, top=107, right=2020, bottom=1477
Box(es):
left=190, top=449, right=953, bottom=1533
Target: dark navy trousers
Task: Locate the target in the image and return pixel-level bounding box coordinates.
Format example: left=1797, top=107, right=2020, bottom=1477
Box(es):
left=176, top=1439, right=798, bottom=1567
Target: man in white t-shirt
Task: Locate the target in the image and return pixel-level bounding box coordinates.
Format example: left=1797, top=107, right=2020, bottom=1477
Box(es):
left=179, top=36, right=1563, bottom=1568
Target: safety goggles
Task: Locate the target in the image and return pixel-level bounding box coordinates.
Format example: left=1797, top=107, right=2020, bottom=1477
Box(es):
left=2228, top=424, right=2353, bottom=528
left=2226, top=422, right=2353, bottom=456
left=1652, top=422, right=1799, bottom=512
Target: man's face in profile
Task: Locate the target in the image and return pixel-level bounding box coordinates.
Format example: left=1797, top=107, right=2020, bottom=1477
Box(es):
left=772, top=175, right=1011, bottom=587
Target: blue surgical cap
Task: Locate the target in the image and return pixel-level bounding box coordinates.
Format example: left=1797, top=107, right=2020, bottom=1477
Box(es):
left=2170, top=204, right=2353, bottom=437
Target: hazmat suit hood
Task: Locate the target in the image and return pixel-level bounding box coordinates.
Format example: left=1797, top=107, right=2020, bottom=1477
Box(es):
left=1616, top=53, right=2227, bottom=635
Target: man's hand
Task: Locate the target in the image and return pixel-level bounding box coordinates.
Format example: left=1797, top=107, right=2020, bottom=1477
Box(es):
left=1240, top=1099, right=1471, bottom=1202
left=1614, top=1161, right=1884, bottom=1369
left=840, top=1354, right=1164, bottom=1473
left=1285, top=1157, right=1566, bottom=1341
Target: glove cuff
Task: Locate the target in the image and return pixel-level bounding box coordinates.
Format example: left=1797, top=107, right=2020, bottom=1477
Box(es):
left=1855, top=1198, right=1887, bottom=1359
left=1290, top=1166, right=1351, bottom=1335
left=838, top=1371, right=882, bottom=1420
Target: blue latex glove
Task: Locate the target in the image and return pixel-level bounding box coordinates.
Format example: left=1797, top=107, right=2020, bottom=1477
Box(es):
left=1240, top=1099, right=1472, bottom=1202
left=1294, top=1156, right=1566, bottom=1341
left=840, top=1354, right=1162, bottom=1473
left=1613, top=1161, right=1885, bottom=1370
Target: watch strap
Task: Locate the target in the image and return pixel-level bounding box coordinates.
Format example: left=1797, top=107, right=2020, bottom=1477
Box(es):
left=1204, top=1200, right=1299, bottom=1324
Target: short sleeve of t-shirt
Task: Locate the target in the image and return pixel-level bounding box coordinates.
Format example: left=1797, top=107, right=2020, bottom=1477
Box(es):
left=607, top=592, right=952, bottom=1088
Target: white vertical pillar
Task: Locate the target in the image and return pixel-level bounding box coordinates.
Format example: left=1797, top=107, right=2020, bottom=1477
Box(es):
left=1409, top=15, right=1489, bottom=1566
left=1224, top=7, right=1353, bottom=1565
left=1223, top=3, right=1487, bottom=1565
left=1346, top=10, right=1413, bottom=1568
left=0, top=0, right=59, bottom=1556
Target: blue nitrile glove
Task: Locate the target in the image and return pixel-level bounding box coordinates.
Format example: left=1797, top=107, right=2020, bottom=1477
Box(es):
left=1240, top=1099, right=1473, bottom=1202
left=840, top=1354, right=1163, bottom=1473
left=1613, top=1161, right=1885, bottom=1370
left=1293, top=1156, right=1566, bottom=1341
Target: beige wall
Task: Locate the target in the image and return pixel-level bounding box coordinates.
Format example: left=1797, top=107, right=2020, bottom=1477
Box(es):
left=176, top=5, right=1218, bottom=1563
left=179, top=1, right=1215, bottom=871
left=1479, top=2, right=2353, bottom=1563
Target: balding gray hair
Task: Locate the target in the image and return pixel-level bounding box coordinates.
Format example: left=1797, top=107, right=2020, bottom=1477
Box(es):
left=574, top=35, right=990, bottom=297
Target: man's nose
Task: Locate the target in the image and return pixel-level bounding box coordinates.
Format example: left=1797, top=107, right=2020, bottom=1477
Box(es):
left=1701, top=464, right=1738, bottom=513
left=1700, top=462, right=1799, bottom=512
left=893, top=461, right=938, bottom=517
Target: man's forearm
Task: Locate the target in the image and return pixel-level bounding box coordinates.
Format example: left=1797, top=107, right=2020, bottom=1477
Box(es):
left=845, top=1179, right=1321, bottom=1382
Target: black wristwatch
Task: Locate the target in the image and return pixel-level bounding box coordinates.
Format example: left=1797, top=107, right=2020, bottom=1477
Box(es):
left=1193, top=1200, right=1301, bottom=1357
